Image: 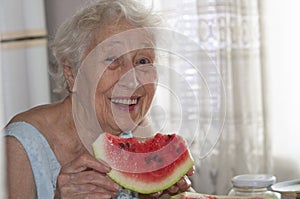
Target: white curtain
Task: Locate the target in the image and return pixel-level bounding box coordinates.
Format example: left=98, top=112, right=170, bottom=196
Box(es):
left=0, top=0, right=49, bottom=196
left=0, top=0, right=50, bottom=125
left=151, top=0, right=271, bottom=194
left=261, top=0, right=300, bottom=181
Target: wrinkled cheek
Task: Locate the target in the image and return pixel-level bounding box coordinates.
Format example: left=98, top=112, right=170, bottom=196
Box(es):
left=139, top=70, right=156, bottom=85
left=97, top=71, right=120, bottom=94
left=94, top=93, right=110, bottom=126
left=93, top=77, right=116, bottom=124
left=143, top=84, right=156, bottom=112
left=148, top=84, right=157, bottom=99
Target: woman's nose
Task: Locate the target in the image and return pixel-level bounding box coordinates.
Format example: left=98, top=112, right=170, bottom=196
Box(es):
left=118, top=59, right=139, bottom=89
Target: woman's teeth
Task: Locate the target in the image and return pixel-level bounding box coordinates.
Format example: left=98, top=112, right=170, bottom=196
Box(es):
left=111, top=98, right=138, bottom=105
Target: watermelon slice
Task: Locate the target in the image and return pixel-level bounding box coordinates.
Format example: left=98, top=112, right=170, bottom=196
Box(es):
left=92, top=132, right=194, bottom=194
left=171, top=192, right=273, bottom=199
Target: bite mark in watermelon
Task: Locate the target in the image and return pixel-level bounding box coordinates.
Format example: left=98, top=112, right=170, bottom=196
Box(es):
left=92, top=133, right=194, bottom=194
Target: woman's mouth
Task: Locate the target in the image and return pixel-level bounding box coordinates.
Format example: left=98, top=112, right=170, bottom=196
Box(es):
left=110, top=97, right=140, bottom=111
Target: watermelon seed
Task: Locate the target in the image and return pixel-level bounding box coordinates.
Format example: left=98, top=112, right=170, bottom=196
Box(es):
left=145, top=156, right=151, bottom=164
left=176, top=148, right=181, bottom=154
left=119, top=143, right=125, bottom=149
left=153, top=155, right=163, bottom=163
left=145, top=154, right=164, bottom=164
left=125, top=143, right=130, bottom=148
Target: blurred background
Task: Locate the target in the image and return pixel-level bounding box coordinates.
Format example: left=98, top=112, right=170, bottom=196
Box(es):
left=1, top=0, right=300, bottom=197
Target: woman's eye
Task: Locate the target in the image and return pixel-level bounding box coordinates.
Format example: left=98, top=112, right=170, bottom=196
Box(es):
left=104, top=56, right=121, bottom=70
left=136, top=58, right=151, bottom=65
left=105, top=57, right=117, bottom=62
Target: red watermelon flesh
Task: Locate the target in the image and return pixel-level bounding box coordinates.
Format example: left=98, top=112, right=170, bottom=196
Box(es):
left=92, top=133, right=194, bottom=194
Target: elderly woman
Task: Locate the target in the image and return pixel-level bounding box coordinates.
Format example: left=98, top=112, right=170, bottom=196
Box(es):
left=4, top=0, right=194, bottom=198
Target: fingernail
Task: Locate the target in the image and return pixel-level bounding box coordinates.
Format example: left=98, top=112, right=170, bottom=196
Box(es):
left=186, top=176, right=191, bottom=186
left=184, top=175, right=191, bottom=186
left=102, top=194, right=114, bottom=199
left=152, top=191, right=162, bottom=198
left=187, top=167, right=195, bottom=176
left=177, top=178, right=186, bottom=186
left=169, top=185, right=179, bottom=193
left=112, top=192, right=120, bottom=198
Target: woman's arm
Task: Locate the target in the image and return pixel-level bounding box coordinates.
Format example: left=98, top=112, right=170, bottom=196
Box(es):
left=6, top=136, right=37, bottom=198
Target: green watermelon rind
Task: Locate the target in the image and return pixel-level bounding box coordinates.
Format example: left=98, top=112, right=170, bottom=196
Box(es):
left=93, top=146, right=100, bottom=159
left=107, top=155, right=194, bottom=194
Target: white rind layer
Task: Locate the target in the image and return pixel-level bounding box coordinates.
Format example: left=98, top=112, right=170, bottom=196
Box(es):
left=92, top=133, right=195, bottom=194
left=108, top=156, right=194, bottom=194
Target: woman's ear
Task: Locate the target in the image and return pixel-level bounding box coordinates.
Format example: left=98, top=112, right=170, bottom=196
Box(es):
left=63, top=65, right=75, bottom=93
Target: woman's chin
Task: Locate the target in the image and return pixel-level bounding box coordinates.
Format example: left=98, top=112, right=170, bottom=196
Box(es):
left=114, top=119, right=141, bottom=133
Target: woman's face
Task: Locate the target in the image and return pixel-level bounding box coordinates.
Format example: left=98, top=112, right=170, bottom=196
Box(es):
left=83, top=21, right=157, bottom=135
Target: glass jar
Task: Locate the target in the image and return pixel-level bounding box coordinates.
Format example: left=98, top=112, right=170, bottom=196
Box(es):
left=228, top=174, right=281, bottom=199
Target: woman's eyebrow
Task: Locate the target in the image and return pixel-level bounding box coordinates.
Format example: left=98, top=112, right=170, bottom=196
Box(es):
left=140, top=42, right=155, bottom=48
left=105, top=41, right=123, bottom=49
left=102, top=40, right=155, bottom=54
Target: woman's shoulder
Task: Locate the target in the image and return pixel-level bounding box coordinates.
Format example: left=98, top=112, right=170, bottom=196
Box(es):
left=5, top=97, right=80, bottom=166
left=4, top=104, right=60, bottom=163
left=4, top=103, right=58, bottom=143
left=8, top=97, right=70, bottom=129
left=9, top=103, right=56, bottom=124
left=6, top=101, right=67, bottom=144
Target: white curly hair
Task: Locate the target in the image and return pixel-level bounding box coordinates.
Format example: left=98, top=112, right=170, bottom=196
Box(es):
left=49, top=0, right=162, bottom=97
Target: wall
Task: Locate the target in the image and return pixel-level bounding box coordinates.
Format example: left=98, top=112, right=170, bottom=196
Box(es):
left=44, top=0, right=86, bottom=38
left=0, top=56, right=6, bottom=199
left=44, top=0, right=87, bottom=101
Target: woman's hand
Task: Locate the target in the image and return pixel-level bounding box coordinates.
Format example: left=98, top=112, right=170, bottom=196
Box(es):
left=142, top=166, right=195, bottom=198
left=54, top=151, right=121, bottom=199
left=166, top=167, right=194, bottom=194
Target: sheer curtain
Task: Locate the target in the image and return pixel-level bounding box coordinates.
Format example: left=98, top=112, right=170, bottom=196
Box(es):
left=261, top=0, right=300, bottom=181
left=151, top=0, right=271, bottom=194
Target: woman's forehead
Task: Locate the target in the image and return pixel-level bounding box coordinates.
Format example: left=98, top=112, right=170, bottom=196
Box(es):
left=81, top=20, right=156, bottom=62
left=100, top=37, right=154, bottom=53
left=93, top=21, right=155, bottom=49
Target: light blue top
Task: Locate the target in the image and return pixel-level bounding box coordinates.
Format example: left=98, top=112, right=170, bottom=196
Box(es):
left=3, top=122, right=138, bottom=199
left=3, top=122, right=61, bottom=199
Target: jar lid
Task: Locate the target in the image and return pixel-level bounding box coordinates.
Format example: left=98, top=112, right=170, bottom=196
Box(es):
left=232, top=174, right=276, bottom=188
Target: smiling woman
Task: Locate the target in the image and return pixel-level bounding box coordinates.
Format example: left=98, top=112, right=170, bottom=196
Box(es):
left=2, top=0, right=195, bottom=198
